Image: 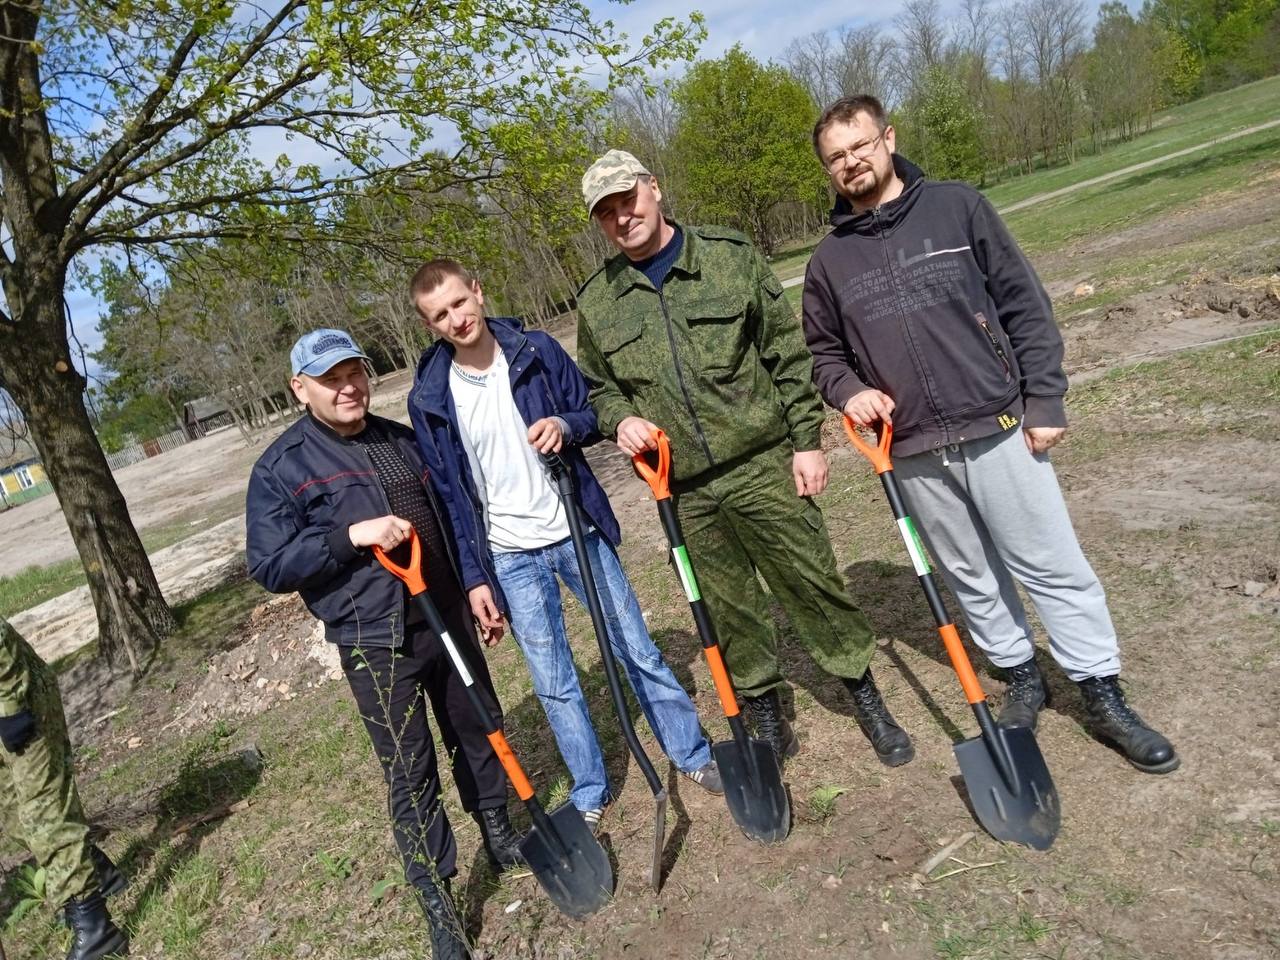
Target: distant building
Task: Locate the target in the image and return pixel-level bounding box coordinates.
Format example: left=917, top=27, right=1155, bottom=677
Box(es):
left=182, top=396, right=235, bottom=439
left=0, top=436, right=51, bottom=507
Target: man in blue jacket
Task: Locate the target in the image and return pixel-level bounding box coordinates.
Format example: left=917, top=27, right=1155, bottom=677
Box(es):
left=408, top=259, right=721, bottom=831
left=246, top=329, right=524, bottom=960
left=802, top=95, right=1177, bottom=774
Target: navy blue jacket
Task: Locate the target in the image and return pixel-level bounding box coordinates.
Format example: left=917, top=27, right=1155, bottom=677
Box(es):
left=246, top=413, right=463, bottom=646
left=408, top=316, right=621, bottom=614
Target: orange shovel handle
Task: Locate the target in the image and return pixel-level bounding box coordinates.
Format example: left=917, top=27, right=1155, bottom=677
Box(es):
left=631, top=429, right=672, bottom=501
left=842, top=416, right=893, bottom=475
left=372, top=529, right=427, bottom=596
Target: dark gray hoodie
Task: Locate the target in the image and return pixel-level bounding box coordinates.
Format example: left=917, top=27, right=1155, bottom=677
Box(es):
left=802, top=155, right=1067, bottom=457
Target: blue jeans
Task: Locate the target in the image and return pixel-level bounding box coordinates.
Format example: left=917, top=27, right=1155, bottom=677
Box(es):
left=492, top=531, right=711, bottom=812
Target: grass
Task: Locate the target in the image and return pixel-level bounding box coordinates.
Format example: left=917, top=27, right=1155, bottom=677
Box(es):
left=1002, top=125, right=1280, bottom=257
left=983, top=75, right=1280, bottom=209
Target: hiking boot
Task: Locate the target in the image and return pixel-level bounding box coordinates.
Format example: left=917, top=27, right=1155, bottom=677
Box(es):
left=91, top=846, right=128, bottom=899
left=414, top=878, right=468, bottom=960
left=1078, top=675, right=1179, bottom=774
left=744, top=689, right=800, bottom=761
left=63, top=890, right=128, bottom=960
left=843, top=669, right=914, bottom=767
left=682, top=760, right=724, bottom=795
left=998, top=657, right=1049, bottom=731
left=473, top=806, right=525, bottom=871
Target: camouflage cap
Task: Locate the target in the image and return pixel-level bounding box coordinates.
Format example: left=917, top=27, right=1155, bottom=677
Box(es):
left=581, top=149, right=651, bottom=216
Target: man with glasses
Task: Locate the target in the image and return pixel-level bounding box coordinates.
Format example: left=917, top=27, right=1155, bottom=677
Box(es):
left=802, top=95, right=1178, bottom=774
left=573, top=149, right=916, bottom=770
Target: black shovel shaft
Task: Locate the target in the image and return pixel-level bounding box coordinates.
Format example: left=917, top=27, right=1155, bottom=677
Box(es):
left=653, top=498, right=769, bottom=789
left=410, top=590, right=501, bottom=738
left=876, top=471, right=952, bottom=629
left=548, top=462, right=665, bottom=798
left=655, top=499, right=720, bottom=654
left=874, top=469, right=1021, bottom=791
left=408, top=589, right=568, bottom=858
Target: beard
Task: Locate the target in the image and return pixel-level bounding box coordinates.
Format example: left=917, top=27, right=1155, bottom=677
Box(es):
left=843, top=166, right=881, bottom=199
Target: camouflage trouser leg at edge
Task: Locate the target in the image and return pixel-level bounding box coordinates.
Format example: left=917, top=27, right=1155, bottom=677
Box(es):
left=674, top=445, right=876, bottom=699
left=0, top=656, right=95, bottom=909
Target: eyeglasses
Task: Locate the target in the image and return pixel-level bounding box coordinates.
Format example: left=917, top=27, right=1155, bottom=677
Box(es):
left=823, top=132, right=886, bottom=171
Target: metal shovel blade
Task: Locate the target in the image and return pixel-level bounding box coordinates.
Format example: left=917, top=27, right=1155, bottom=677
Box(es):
left=520, top=803, right=615, bottom=919
left=650, top=789, right=669, bottom=892
left=953, top=725, right=1061, bottom=850
left=713, top=738, right=791, bottom=844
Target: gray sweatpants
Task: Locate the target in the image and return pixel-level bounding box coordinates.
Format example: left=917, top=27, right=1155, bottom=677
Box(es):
left=892, top=426, right=1121, bottom=681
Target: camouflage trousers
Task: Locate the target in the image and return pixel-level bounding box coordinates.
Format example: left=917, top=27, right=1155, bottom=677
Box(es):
left=0, top=643, right=95, bottom=909
left=673, top=443, right=876, bottom=699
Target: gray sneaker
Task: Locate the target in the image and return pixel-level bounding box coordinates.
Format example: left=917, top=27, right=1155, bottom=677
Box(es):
left=682, top=760, right=724, bottom=795
left=581, top=806, right=606, bottom=836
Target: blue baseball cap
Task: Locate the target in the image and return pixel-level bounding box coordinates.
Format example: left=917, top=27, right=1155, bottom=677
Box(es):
left=290, top=329, right=370, bottom=377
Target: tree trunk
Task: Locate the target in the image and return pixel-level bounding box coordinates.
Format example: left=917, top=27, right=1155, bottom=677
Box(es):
left=0, top=294, right=177, bottom=671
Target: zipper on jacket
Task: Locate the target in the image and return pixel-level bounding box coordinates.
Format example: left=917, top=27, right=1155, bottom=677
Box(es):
left=975, top=311, right=1012, bottom=380
left=877, top=208, right=948, bottom=443
left=658, top=289, right=716, bottom=467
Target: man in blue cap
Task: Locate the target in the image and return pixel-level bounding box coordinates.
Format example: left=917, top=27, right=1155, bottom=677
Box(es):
left=246, top=329, right=522, bottom=960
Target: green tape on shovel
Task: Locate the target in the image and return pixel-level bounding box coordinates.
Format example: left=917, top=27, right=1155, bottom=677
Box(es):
left=672, top=546, right=701, bottom=601
left=896, top=517, right=932, bottom=575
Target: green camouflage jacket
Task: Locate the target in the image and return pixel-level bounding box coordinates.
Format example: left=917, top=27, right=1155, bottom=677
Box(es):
left=0, top=617, right=35, bottom=716
left=576, top=223, right=825, bottom=483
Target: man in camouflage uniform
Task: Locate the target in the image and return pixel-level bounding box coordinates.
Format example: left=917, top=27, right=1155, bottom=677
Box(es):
left=1, top=617, right=128, bottom=960
left=574, top=149, right=915, bottom=768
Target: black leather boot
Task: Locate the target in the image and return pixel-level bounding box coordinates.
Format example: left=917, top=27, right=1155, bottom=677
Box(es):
left=63, top=890, right=128, bottom=960
left=843, top=669, right=914, bottom=767
left=998, top=657, right=1049, bottom=730
left=473, top=806, right=525, bottom=871
left=415, top=878, right=468, bottom=960
left=91, top=846, right=128, bottom=898
left=1078, top=675, right=1179, bottom=774
left=744, top=689, right=800, bottom=760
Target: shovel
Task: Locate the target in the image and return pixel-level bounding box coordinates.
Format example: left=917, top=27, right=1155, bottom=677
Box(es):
left=632, top=430, right=791, bottom=844
left=542, top=452, right=669, bottom=892
left=374, top=532, right=615, bottom=917
left=842, top=417, right=1061, bottom=850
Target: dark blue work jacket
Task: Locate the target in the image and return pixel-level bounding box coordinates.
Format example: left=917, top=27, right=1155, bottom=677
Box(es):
left=408, top=316, right=621, bottom=614
left=245, top=413, right=463, bottom=646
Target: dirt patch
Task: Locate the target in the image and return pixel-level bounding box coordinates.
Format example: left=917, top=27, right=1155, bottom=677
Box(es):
left=1062, top=273, right=1280, bottom=379
left=1069, top=437, right=1277, bottom=532
left=169, top=594, right=339, bottom=732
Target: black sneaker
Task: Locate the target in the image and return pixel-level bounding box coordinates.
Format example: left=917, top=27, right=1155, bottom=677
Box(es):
left=843, top=669, right=914, bottom=767
left=1078, top=675, right=1179, bottom=774
left=998, top=657, right=1049, bottom=730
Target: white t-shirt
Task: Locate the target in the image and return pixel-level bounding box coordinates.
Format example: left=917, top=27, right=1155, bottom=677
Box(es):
left=449, top=349, right=569, bottom=553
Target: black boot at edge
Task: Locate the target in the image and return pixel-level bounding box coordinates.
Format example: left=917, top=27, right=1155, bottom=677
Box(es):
left=843, top=669, right=915, bottom=767
left=416, top=878, right=469, bottom=960
left=63, top=890, right=128, bottom=960
left=1078, top=675, right=1180, bottom=774
left=744, top=688, right=800, bottom=761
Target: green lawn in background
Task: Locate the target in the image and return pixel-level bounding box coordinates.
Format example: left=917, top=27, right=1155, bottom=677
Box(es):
left=982, top=75, right=1280, bottom=209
